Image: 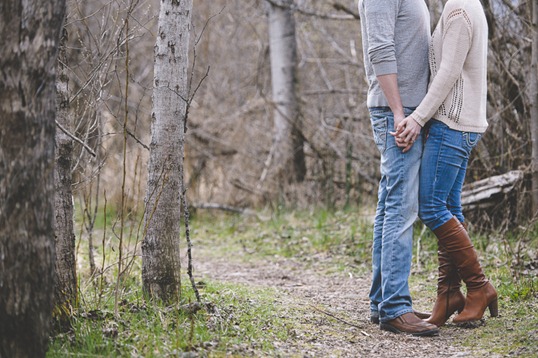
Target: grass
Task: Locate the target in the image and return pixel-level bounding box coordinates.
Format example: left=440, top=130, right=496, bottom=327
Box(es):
left=192, top=208, right=375, bottom=274
left=48, top=279, right=296, bottom=357
left=48, top=207, right=538, bottom=357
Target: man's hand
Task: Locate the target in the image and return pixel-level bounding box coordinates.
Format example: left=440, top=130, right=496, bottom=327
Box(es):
left=390, top=116, right=422, bottom=153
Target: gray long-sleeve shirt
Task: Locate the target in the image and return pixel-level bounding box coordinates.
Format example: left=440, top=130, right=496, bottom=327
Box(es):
left=358, top=0, right=431, bottom=108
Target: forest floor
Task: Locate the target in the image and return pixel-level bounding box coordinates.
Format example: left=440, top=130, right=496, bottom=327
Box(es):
left=192, top=210, right=535, bottom=358
left=197, top=252, right=479, bottom=357
left=48, top=209, right=537, bottom=357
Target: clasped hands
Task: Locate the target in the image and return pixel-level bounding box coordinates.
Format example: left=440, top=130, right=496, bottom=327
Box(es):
left=390, top=115, right=422, bottom=153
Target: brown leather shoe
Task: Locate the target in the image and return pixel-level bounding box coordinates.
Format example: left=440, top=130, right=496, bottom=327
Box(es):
left=371, top=310, right=430, bottom=324
left=380, top=312, right=439, bottom=336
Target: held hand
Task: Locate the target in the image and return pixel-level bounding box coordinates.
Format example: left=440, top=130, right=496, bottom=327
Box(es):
left=390, top=116, right=422, bottom=153
left=393, top=112, right=405, bottom=131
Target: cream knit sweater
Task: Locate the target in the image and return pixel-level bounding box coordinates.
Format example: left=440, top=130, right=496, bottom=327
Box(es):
left=409, top=0, right=488, bottom=133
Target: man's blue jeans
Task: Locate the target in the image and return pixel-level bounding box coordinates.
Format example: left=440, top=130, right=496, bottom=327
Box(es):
left=419, top=120, right=482, bottom=230
left=368, top=107, right=422, bottom=323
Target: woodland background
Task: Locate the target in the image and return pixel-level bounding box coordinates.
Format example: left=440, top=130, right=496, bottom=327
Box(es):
left=1, top=0, right=537, bottom=356
left=66, top=0, right=535, bottom=228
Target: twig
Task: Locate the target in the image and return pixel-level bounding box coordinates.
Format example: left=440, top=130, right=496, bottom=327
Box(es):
left=55, top=120, right=97, bottom=157
left=178, top=11, right=221, bottom=303
left=264, top=0, right=356, bottom=20
left=332, top=2, right=360, bottom=20
left=126, top=128, right=149, bottom=150
left=310, top=304, right=365, bottom=330
left=182, top=185, right=201, bottom=303
left=115, top=0, right=136, bottom=318
left=184, top=66, right=210, bottom=133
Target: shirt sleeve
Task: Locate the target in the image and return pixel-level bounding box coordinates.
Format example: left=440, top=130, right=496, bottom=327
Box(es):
left=410, top=10, right=473, bottom=126
left=363, top=0, right=399, bottom=76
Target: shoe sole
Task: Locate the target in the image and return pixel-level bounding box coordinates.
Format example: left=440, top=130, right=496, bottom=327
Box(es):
left=380, top=323, right=439, bottom=337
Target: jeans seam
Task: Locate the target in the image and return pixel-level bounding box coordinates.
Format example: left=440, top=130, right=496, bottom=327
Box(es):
left=430, top=128, right=446, bottom=231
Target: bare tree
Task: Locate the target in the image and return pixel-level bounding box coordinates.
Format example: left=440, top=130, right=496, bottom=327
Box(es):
left=184, top=1, right=370, bottom=209
left=53, top=27, right=78, bottom=326
left=531, top=0, right=538, bottom=215
left=262, top=0, right=306, bottom=188
left=142, top=0, right=193, bottom=303
left=0, top=0, right=66, bottom=356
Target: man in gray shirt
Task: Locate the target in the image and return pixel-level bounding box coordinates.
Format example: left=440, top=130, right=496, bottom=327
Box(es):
left=358, top=0, right=439, bottom=336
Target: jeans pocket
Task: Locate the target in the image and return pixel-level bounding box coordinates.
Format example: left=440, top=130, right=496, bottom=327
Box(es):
left=371, top=116, right=388, bottom=154
left=462, top=132, right=481, bottom=152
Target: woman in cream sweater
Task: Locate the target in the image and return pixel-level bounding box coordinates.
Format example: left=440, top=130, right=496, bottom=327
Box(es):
left=393, top=0, right=498, bottom=327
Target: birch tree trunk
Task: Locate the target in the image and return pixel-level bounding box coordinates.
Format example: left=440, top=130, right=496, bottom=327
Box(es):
left=265, top=0, right=306, bottom=185
left=0, top=0, right=66, bottom=356
left=53, top=27, right=77, bottom=325
left=531, top=0, right=538, bottom=216
left=142, top=0, right=192, bottom=303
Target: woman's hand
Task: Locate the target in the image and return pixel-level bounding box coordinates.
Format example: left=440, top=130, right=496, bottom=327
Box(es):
left=390, top=116, right=422, bottom=153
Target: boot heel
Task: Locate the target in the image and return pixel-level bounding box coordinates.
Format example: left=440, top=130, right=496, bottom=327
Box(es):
left=488, top=299, right=498, bottom=317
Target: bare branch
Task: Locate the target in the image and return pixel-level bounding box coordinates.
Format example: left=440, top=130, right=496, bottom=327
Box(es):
left=264, top=0, right=357, bottom=21
left=55, top=120, right=97, bottom=157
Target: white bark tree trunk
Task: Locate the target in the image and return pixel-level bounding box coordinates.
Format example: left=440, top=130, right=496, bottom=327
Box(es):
left=53, top=27, right=77, bottom=325
left=266, top=0, right=305, bottom=185
left=0, top=0, right=66, bottom=355
left=531, top=0, right=538, bottom=215
left=142, top=0, right=192, bottom=303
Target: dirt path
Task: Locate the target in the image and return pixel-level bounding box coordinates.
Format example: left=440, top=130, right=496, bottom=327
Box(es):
left=197, top=253, right=484, bottom=357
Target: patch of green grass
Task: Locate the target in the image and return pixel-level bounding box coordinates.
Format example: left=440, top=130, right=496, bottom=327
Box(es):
left=460, top=297, right=538, bottom=357
left=48, top=280, right=294, bottom=357
left=191, top=208, right=376, bottom=277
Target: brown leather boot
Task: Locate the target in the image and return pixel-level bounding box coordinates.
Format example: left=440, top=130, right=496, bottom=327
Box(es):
left=433, top=218, right=498, bottom=326
left=380, top=312, right=439, bottom=336
left=425, top=248, right=465, bottom=327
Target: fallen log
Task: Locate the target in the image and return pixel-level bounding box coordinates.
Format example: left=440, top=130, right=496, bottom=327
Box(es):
left=192, top=202, right=256, bottom=216
left=461, top=170, right=524, bottom=210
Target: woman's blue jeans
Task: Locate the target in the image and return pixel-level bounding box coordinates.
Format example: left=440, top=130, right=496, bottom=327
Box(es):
left=419, top=120, right=482, bottom=231
left=368, top=107, right=423, bottom=323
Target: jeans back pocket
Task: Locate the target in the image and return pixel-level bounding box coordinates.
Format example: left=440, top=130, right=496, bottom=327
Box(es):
left=462, top=132, right=482, bottom=152
left=371, top=115, right=388, bottom=154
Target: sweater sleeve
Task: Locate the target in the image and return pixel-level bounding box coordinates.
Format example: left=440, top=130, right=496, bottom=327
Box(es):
left=363, top=0, right=399, bottom=76
left=409, top=10, right=472, bottom=126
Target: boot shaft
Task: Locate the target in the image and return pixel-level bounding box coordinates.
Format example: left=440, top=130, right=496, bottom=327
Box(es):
left=433, top=218, right=487, bottom=291
left=436, top=249, right=461, bottom=294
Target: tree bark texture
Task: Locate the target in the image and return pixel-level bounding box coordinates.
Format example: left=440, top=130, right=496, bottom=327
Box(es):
left=531, top=0, right=538, bottom=216
left=53, top=28, right=77, bottom=324
left=142, top=0, right=192, bottom=303
left=0, top=0, right=66, bottom=357
left=267, top=0, right=306, bottom=184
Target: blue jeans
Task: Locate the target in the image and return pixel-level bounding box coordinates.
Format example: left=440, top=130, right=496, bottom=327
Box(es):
left=368, top=107, right=423, bottom=323
left=419, top=120, right=482, bottom=230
